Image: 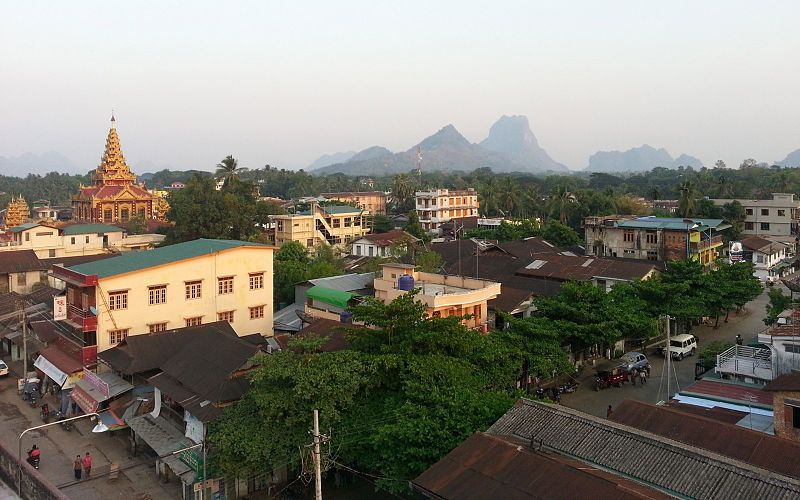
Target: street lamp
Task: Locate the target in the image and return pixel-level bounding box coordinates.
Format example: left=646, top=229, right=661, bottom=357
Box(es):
left=18, top=412, right=108, bottom=496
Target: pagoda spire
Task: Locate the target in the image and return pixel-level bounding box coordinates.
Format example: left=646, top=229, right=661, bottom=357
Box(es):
left=93, top=114, right=136, bottom=186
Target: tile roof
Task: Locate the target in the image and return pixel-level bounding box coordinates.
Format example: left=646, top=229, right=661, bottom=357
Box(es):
left=61, top=223, right=123, bottom=235
left=67, top=238, right=270, bottom=278
left=0, top=249, right=47, bottom=274
left=515, top=254, right=659, bottom=282
left=487, top=399, right=800, bottom=499
left=681, top=379, right=773, bottom=407
left=741, top=236, right=779, bottom=253
left=355, top=230, right=419, bottom=246
left=275, top=318, right=351, bottom=353
left=764, top=372, right=800, bottom=392
left=412, top=432, right=668, bottom=500
left=611, top=400, right=800, bottom=480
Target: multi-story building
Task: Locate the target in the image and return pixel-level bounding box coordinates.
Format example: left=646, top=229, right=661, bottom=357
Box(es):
left=740, top=236, right=793, bottom=281
left=415, top=188, right=479, bottom=235
left=51, top=239, right=274, bottom=352
left=583, top=215, right=729, bottom=265
left=711, top=193, right=800, bottom=237
left=272, top=202, right=370, bottom=248
left=2, top=222, right=164, bottom=258
left=320, top=191, right=387, bottom=215
left=373, top=263, right=501, bottom=330
left=350, top=230, right=419, bottom=258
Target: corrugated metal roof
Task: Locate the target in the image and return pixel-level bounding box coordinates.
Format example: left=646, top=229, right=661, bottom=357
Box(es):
left=68, top=238, right=270, bottom=278
left=61, top=223, right=123, bottom=235
left=487, top=399, right=800, bottom=499
left=8, top=223, right=40, bottom=233
left=308, top=272, right=375, bottom=292
left=306, top=286, right=357, bottom=308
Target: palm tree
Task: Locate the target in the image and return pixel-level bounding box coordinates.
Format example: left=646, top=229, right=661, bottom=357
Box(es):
left=499, top=177, right=521, bottom=216
left=215, top=155, right=247, bottom=185
left=716, top=174, right=734, bottom=198
left=548, top=185, right=571, bottom=224
left=649, top=187, right=660, bottom=201
left=390, top=174, right=415, bottom=212
left=479, top=176, right=499, bottom=216
left=677, top=180, right=697, bottom=218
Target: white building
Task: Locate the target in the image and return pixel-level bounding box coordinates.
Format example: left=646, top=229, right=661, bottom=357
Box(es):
left=415, top=188, right=479, bottom=235
left=350, top=230, right=419, bottom=258
left=740, top=236, right=793, bottom=280
left=711, top=193, right=800, bottom=237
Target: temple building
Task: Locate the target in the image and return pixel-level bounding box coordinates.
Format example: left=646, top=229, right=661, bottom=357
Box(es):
left=72, top=116, right=159, bottom=223
left=3, top=195, right=30, bottom=228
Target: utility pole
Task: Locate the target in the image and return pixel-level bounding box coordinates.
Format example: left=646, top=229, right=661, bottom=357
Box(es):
left=19, top=301, right=28, bottom=380
left=665, top=315, right=671, bottom=400
left=313, top=409, right=322, bottom=500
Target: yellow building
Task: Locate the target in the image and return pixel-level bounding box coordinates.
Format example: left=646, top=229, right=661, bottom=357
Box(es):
left=320, top=191, right=387, bottom=215
left=374, top=263, right=501, bottom=330
left=52, top=239, right=275, bottom=352
left=273, top=202, right=370, bottom=248
left=72, top=116, right=157, bottom=223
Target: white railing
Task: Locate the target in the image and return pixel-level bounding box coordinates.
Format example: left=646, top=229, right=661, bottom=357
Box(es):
left=717, top=344, right=772, bottom=371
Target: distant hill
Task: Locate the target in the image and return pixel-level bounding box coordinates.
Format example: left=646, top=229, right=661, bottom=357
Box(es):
left=313, top=116, right=567, bottom=176
left=585, top=145, right=704, bottom=172
left=0, top=151, right=82, bottom=176
left=777, top=149, right=800, bottom=167
left=139, top=169, right=213, bottom=188
left=479, top=115, right=567, bottom=172
left=306, top=151, right=357, bottom=170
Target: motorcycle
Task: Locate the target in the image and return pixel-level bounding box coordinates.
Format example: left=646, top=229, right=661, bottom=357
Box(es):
left=40, top=404, right=50, bottom=423
left=27, top=449, right=40, bottom=469
left=534, top=387, right=546, bottom=400
left=28, top=391, right=39, bottom=408
left=57, top=411, right=73, bottom=431
left=559, top=381, right=578, bottom=394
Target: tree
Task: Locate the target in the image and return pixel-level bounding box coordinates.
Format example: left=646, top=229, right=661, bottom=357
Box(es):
left=404, top=210, right=428, bottom=242
left=740, top=158, right=758, bottom=169
left=414, top=249, right=443, bottom=273
left=540, top=220, right=581, bottom=247
left=714, top=159, right=727, bottom=169
left=677, top=180, right=697, bottom=218
left=370, top=214, right=393, bottom=233
left=722, top=201, right=746, bottom=240
left=125, top=213, right=147, bottom=235
left=215, top=155, right=247, bottom=185
left=165, top=175, right=230, bottom=242
left=765, top=287, right=792, bottom=325
left=390, top=174, right=415, bottom=213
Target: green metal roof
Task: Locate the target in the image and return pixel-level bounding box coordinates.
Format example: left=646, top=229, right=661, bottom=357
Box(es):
left=68, top=238, right=269, bottom=278
left=306, top=286, right=357, bottom=308
left=9, top=223, right=40, bottom=233
left=617, top=217, right=728, bottom=231
left=321, top=205, right=363, bottom=215
left=62, top=224, right=123, bottom=236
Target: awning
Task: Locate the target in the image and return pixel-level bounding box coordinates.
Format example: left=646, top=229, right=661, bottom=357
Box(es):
left=98, top=408, right=127, bottom=431
left=306, top=286, right=357, bottom=308
left=34, top=355, right=68, bottom=386
left=70, top=371, right=133, bottom=413
left=71, top=384, right=99, bottom=413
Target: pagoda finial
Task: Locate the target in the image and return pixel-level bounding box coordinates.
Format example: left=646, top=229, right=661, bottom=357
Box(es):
left=111, top=110, right=116, bottom=127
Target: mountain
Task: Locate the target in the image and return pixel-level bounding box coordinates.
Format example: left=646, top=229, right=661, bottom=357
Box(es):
left=0, top=151, right=82, bottom=176
left=479, top=115, right=568, bottom=172
left=585, top=145, right=704, bottom=172
left=777, top=149, right=800, bottom=167
left=313, top=118, right=567, bottom=176
left=307, top=151, right=357, bottom=170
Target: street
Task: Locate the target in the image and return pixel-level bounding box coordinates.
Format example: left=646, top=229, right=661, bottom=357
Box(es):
left=0, top=362, right=181, bottom=500
left=561, top=282, right=775, bottom=417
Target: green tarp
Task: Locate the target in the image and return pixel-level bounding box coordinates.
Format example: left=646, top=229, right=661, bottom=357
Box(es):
left=306, top=286, right=357, bottom=308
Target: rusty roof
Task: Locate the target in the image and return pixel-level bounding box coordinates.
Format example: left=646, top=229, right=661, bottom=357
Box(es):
left=764, top=372, right=800, bottom=392
left=412, top=432, right=669, bottom=500
left=682, top=379, right=773, bottom=406
left=0, top=249, right=47, bottom=274
left=356, top=229, right=419, bottom=246
left=611, top=400, right=800, bottom=480
left=275, top=318, right=351, bottom=352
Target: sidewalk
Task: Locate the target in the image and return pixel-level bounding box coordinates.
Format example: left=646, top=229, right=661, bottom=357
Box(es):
left=0, top=359, right=182, bottom=500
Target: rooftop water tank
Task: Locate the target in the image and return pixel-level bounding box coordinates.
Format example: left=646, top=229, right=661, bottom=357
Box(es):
left=398, top=274, right=415, bottom=291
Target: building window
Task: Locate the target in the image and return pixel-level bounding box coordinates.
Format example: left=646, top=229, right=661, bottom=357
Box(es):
left=17, top=273, right=27, bottom=287
left=746, top=208, right=753, bottom=215
left=745, top=222, right=754, bottom=230
left=761, top=222, right=770, bottom=231
left=148, top=322, right=168, bottom=333
left=109, top=329, right=129, bottom=345
left=623, top=249, right=635, bottom=256
left=85, top=236, right=90, bottom=244
left=148, top=285, right=167, bottom=305
left=356, top=245, right=362, bottom=255
left=249, top=305, right=265, bottom=319
left=333, top=218, right=341, bottom=228
left=108, top=291, right=128, bottom=310
left=218, top=310, right=235, bottom=323
left=218, top=276, right=234, bottom=295
left=353, top=217, right=361, bottom=226
left=307, top=239, right=314, bottom=248
left=249, top=273, right=264, bottom=290
left=185, top=316, right=203, bottom=327
left=138, top=208, right=145, bottom=218
left=761, top=209, right=769, bottom=216
left=121, top=208, right=130, bottom=222
left=344, top=217, right=351, bottom=227
left=647, top=250, right=658, bottom=261
left=645, top=231, right=657, bottom=244
left=784, top=344, right=800, bottom=354
left=779, top=209, right=786, bottom=217
left=623, top=230, right=634, bottom=242
left=369, top=246, right=374, bottom=257
left=792, top=405, right=800, bottom=429
left=25, top=233, right=30, bottom=242
left=185, top=280, right=202, bottom=299
left=48, top=249, right=56, bottom=258
left=71, top=237, right=75, bottom=245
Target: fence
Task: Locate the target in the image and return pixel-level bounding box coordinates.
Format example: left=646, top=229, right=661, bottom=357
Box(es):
left=0, top=438, right=69, bottom=500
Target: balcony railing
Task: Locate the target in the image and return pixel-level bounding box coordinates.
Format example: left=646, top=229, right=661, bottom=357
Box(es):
left=67, top=304, right=97, bottom=332
left=689, top=235, right=723, bottom=252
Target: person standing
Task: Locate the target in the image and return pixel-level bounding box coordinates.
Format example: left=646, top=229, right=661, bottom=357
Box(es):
left=639, top=369, right=647, bottom=385
left=607, top=405, right=613, bottom=418
left=82, top=452, right=93, bottom=479
left=73, top=455, right=82, bottom=480
left=736, top=334, right=743, bottom=346
left=631, top=368, right=637, bottom=386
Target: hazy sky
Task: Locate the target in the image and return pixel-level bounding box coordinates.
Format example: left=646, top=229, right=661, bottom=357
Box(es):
left=2, top=1, right=799, bottom=174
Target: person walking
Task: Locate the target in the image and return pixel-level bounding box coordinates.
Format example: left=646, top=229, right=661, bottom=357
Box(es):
left=736, top=334, right=743, bottom=346
left=607, top=405, right=613, bottom=418
left=639, top=369, right=647, bottom=385
left=82, top=452, right=93, bottom=479
left=73, top=455, right=82, bottom=480
left=631, top=368, right=637, bottom=386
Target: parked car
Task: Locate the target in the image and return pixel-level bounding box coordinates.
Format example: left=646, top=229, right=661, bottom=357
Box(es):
left=619, top=352, right=648, bottom=373
left=0, top=359, right=8, bottom=377
left=666, top=334, right=697, bottom=360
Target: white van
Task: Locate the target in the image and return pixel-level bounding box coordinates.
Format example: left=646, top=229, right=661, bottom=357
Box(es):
left=666, top=334, right=697, bottom=360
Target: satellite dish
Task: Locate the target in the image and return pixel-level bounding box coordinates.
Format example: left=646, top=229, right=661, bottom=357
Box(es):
left=89, top=306, right=98, bottom=316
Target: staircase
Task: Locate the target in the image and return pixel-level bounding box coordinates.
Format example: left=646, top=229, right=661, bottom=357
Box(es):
left=315, top=218, right=336, bottom=245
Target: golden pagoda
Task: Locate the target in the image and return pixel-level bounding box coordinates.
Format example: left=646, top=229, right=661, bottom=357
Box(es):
left=72, top=115, right=156, bottom=223
left=4, top=195, right=30, bottom=228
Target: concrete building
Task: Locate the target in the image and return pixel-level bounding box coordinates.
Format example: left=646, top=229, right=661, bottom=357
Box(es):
left=415, top=188, right=479, bottom=235
left=758, top=309, right=800, bottom=378
left=740, top=236, right=793, bottom=281
left=711, top=193, right=800, bottom=237
left=764, top=373, right=800, bottom=443
left=51, top=239, right=275, bottom=352
left=0, top=250, right=48, bottom=294
left=350, top=230, right=419, bottom=258
left=583, top=215, right=729, bottom=265
left=272, top=202, right=370, bottom=248
left=319, top=191, right=387, bottom=215
left=1, top=222, right=164, bottom=258
left=374, top=263, right=500, bottom=330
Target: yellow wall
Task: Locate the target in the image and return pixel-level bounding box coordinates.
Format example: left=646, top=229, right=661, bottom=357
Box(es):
left=94, top=246, right=274, bottom=351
